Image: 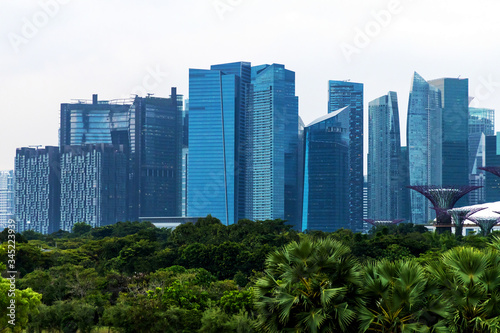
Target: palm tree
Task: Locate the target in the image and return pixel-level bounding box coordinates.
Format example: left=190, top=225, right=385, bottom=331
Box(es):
left=253, top=237, right=362, bottom=332
left=426, top=246, right=500, bottom=332
left=358, top=259, right=450, bottom=332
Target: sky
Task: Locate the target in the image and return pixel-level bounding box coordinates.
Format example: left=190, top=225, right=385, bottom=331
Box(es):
left=2, top=0, right=500, bottom=172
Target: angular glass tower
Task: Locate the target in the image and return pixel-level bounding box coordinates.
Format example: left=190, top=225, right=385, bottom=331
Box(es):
left=60, top=144, right=128, bottom=231
left=368, top=92, right=404, bottom=220
left=249, top=64, right=300, bottom=228
left=407, top=72, right=442, bottom=224
left=428, top=77, right=469, bottom=188
left=0, top=170, right=14, bottom=229
left=328, top=81, right=363, bottom=232
left=302, top=108, right=349, bottom=231
left=14, top=147, right=61, bottom=234
left=469, top=107, right=495, bottom=204
left=187, top=62, right=251, bottom=226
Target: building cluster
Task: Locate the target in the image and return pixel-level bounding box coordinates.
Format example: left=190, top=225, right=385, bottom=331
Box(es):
left=1, top=64, right=498, bottom=233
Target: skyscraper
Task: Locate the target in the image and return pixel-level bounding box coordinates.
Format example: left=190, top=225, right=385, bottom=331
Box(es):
left=60, top=144, right=128, bottom=231
left=0, top=170, right=14, bottom=229
left=469, top=107, right=495, bottom=204
left=302, top=108, right=349, bottom=231
left=368, top=92, right=404, bottom=220
left=187, top=62, right=251, bottom=225
left=407, top=72, right=442, bottom=224
left=485, top=134, right=500, bottom=202
left=60, top=89, right=183, bottom=220
left=249, top=64, right=300, bottom=228
left=428, top=77, right=469, bottom=188
left=129, top=92, right=183, bottom=219
left=328, top=80, right=363, bottom=232
left=15, top=147, right=60, bottom=233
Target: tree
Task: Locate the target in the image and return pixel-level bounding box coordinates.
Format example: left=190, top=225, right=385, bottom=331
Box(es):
left=254, top=237, right=362, bottom=332
left=358, top=259, right=450, bottom=332
left=427, top=245, right=500, bottom=332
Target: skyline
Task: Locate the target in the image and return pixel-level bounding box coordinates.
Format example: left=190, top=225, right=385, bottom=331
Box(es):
left=2, top=0, right=500, bottom=171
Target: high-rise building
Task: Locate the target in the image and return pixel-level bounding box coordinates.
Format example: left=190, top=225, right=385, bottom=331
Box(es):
left=407, top=72, right=442, bottom=224
left=0, top=170, right=14, bottom=229
left=302, top=108, right=349, bottom=232
left=187, top=62, right=251, bottom=225
left=469, top=107, right=495, bottom=204
left=181, top=100, right=189, bottom=217
left=249, top=64, right=300, bottom=228
left=328, top=80, right=363, bottom=232
left=368, top=92, right=404, bottom=220
left=485, top=134, right=500, bottom=202
left=15, top=147, right=60, bottom=234
left=60, top=89, right=183, bottom=220
left=428, top=77, right=469, bottom=188
left=187, top=62, right=300, bottom=227
left=60, top=144, right=128, bottom=231
left=129, top=92, right=183, bottom=219
left=399, top=146, right=411, bottom=221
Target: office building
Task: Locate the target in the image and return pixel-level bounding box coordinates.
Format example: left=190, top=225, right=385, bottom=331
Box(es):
left=328, top=80, right=364, bottom=232
left=14, top=147, right=60, bottom=234
left=469, top=107, right=495, bottom=204
left=0, top=170, right=14, bottom=229
left=302, top=108, right=349, bottom=232
left=428, top=77, right=469, bottom=188
left=485, top=134, right=500, bottom=202
left=407, top=72, right=442, bottom=224
left=249, top=64, right=300, bottom=228
left=60, top=89, right=183, bottom=220
left=60, top=144, right=127, bottom=231
left=368, top=92, right=404, bottom=220
left=187, top=62, right=251, bottom=225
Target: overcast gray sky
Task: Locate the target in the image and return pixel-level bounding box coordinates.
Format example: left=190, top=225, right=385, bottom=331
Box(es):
left=2, top=0, right=500, bottom=171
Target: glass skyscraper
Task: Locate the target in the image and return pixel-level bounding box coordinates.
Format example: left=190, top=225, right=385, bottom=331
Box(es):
left=187, top=62, right=300, bottom=228
left=368, top=92, right=404, bottom=220
left=469, top=107, right=495, bottom=204
left=428, top=77, right=469, bottom=190
left=60, top=89, right=183, bottom=220
left=187, top=62, right=251, bottom=226
left=249, top=64, right=300, bottom=228
left=485, top=134, right=500, bottom=202
left=0, top=170, right=14, bottom=229
left=15, top=147, right=61, bottom=234
left=302, top=108, right=349, bottom=231
left=60, top=144, right=128, bottom=231
left=407, top=72, right=442, bottom=224
left=328, top=81, right=363, bottom=232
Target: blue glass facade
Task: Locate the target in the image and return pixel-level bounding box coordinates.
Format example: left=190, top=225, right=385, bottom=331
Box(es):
left=428, top=78, right=469, bottom=190
left=60, top=144, right=128, bottom=231
left=302, top=108, right=349, bottom=231
left=60, top=90, right=183, bottom=221
left=328, top=81, right=364, bottom=232
left=485, top=134, right=500, bottom=202
left=14, top=147, right=60, bottom=234
left=368, top=92, right=404, bottom=220
left=0, top=170, right=14, bottom=229
left=250, top=64, right=300, bottom=228
left=407, top=72, right=442, bottom=224
left=187, top=62, right=251, bottom=225
left=469, top=107, right=495, bottom=204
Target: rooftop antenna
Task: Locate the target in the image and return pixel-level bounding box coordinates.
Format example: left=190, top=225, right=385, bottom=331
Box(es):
left=147, top=93, right=154, bottom=97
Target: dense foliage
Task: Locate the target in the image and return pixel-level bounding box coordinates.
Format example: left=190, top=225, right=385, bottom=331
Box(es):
left=1, top=217, right=499, bottom=332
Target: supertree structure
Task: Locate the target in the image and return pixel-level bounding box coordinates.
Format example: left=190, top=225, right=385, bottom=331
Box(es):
left=407, top=185, right=482, bottom=233
left=467, top=211, right=500, bottom=236
left=478, top=166, right=500, bottom=178
left=447, top=206, right=486, bottom=237
left=363, top=219, right=405, bottom=227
